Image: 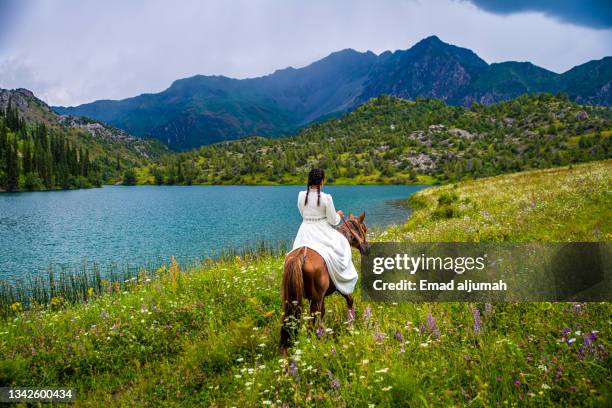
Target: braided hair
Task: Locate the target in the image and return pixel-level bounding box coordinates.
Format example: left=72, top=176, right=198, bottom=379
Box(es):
left=305, top=168, right=325, bottom=206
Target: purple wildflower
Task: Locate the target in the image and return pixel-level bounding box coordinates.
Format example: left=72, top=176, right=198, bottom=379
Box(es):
left=484, top=303, right=493, bottom=314
left=330, top=347, right=336, bottom=356
left=327, top=370, right=341, bottom=390
left=316, top=326, right=324, bottom=339
left=363, top=305, right=372, bottom=324
left=289, top=359, right=298, bottom=379
left=419, top=323, right=426, bottom=335
left=571, top=304, right=583, bottom=313
left=472, top=307, right=482, bottom=334
left=427, top=313, right=440, bottom=337
left=561, top=327, right=571, bottom=336
left=373, top=324, right=386, bottom=343
left=394, top=329, right=404, bottom=342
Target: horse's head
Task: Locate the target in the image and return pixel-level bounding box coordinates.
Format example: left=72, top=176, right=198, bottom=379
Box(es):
left=342, top=212, right=370, bottom=256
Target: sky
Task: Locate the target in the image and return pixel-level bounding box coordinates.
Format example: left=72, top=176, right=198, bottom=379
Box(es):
left=0, top=0, right=610, bottom=106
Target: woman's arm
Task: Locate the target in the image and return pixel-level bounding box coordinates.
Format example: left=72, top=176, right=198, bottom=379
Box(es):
left=325, top=194, right=342, bottom=226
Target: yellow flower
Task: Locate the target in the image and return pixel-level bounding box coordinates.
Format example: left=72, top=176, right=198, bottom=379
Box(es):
left=87, top=287, right=94, bottom=298
left=10, top=302, right=22, bottom=313
left=50, top=296, right=63, bottom=306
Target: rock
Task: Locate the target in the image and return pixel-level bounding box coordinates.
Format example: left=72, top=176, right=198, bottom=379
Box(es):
left=405, top=153, right=437, bottom=172
left=428, top=124, right=446, bottom=132
left=575, top=111, right=589, bottom=121
left=448, top=128, right=474, bottom=140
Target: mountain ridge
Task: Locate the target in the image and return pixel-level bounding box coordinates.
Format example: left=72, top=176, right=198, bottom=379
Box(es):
left=53, top=36, right=612, bottom=150
left=0, top=88, right=169, bottom=190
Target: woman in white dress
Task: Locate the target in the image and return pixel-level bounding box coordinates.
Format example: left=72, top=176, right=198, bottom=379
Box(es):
left=292, top=168, right=359, bottom=295
left=281, top=168, right=370, bottom=350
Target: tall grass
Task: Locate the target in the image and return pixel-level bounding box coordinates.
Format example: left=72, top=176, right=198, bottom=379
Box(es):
left=0, top=240, right=289, bottom=318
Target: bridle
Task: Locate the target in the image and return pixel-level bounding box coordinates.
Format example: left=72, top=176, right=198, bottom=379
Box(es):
left=340, top=216, right=365, bottom=247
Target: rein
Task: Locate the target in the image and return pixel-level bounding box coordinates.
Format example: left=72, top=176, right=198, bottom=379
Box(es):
left=340, top=216, right=364, bottom=245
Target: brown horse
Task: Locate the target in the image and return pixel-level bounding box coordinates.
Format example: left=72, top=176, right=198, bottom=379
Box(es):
left=280, top=212, right=370, bottom=351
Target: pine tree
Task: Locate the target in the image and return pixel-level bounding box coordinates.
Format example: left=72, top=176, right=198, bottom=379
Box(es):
left=23, top=138, right=33, bottom=175
left=6, top=136, right=19, bottom=191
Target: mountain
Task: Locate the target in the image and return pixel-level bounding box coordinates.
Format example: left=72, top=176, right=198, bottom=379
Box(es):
left=54, top=36, right=612, bottom=150
left=140, top=93, right=612, bottom=185
left=0, top=88, right=169, bottom=190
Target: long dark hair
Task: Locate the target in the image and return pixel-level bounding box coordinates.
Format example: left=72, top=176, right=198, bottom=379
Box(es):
left=305, top=168, right=325, bottom=206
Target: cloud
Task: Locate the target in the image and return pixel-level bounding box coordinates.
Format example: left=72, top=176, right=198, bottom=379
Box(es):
left=0, top=0, right=610, bottom=106
left=467, top=0, right=612, bottom=29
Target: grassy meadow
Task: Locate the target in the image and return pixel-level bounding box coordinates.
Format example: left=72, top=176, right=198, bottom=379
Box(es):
left=0, top=160, right=610, bottom=407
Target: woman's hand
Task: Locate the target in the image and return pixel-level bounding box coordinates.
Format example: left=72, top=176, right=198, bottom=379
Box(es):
left=336, top=210, right=344, bottom=218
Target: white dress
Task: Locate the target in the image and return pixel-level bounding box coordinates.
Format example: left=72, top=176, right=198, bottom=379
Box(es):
left=291, top=188, right=358, bottom=295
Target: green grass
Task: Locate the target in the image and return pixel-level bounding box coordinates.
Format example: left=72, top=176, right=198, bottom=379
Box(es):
left=0, top=161, right=610, bottom=407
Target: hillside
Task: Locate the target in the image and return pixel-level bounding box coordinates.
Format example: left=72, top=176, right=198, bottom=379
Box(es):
left=138, top=93, right=611, bottom=185
left=54, top=36, right=612, bottom=149
left=0, top=161, right=609, bottom=406
left=0, top=88, right=168, bottom=191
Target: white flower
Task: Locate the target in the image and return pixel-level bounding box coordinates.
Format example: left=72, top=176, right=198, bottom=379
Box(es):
left=375, top=368, right=389, bottom=373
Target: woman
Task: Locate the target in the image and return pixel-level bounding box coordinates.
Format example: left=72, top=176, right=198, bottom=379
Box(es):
left=291, top=168, right=358, bottom=295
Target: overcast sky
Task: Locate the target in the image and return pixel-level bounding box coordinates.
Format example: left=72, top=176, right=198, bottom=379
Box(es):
left=0, top=0, right=610, bottom=106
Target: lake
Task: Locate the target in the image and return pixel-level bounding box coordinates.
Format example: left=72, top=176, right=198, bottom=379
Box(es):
left=0, top=185, right=428, bottom=280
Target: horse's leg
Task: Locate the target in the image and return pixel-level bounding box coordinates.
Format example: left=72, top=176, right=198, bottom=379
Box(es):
left=310, top=298, right=324, bottom=331
left=342, top=293, right=355, bottom=329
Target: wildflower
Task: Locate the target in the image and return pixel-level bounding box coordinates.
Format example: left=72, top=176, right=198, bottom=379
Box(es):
left=50, top=296, right=63, bottom=307
left=363, top=305, right=372, bottom=324
left=484, top=303, right=493, bottom=314
left=315, top=326, right=324, bottom=339
left=326, top=370, right=341, bottom=390
left=10, top=302, right=22, bottom=313
left=394, top=329, right=404, bottom=342
left=472, top=306, right=482, bottom=334
left=419, top=323, right=426, bottom=335
left=289, top=359, right=298, bottom=379
left=373, top=325, right=386, bottom=343
left=375, top=368, right=389, bottom=374
left=382, top=386, right=392, bottom=392
left=426, top=313, right=440, bottom=337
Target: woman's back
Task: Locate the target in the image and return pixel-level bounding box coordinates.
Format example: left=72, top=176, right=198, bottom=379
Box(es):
left=297, top=189, right=340, bottom=225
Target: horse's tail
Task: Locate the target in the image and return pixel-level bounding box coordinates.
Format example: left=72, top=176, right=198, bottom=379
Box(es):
left=280, top=247, right=306, bottom=350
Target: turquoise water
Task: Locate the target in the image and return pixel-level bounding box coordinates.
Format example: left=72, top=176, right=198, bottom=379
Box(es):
left=0, top=185, right=428, bottom=280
